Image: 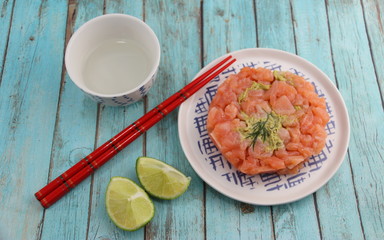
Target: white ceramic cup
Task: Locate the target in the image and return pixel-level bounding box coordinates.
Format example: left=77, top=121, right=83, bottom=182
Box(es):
left=65, top=14, right=160, bottom=106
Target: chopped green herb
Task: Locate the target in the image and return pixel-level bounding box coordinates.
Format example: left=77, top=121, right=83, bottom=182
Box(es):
left=238, top=82, right=271, bottom=103
left=238, top=111, right=284, bottom=151
left=273, top=71, right=294, bottom=85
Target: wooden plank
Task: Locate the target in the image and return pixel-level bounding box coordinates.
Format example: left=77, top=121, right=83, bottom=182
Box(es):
left=144, top=1, right=204, bottom=239
left=0, top=0, right=67, bottom=239
left=326, top=0, right=384, bottom=239
left=206, top=187, right=273, bottom=240
left=256, top=1, right=322, bottom=239
left=291, top=1, right=364, bottom=239
left=86, top=1, right=146, bottom=239
left=272, top=197, right=319, bottom=240
left=203, top=1, right=273, bottom=240
left=290, top=0, right=334, bottom=79
left=0, top=0, right=15, bottom=77
left=256, top=0, right=295, bottom=53
left=39, top=1, right=102, bottom=239
left=362, top=0, right=384, bottom=99
left=203, top=0, right=257, bottom=63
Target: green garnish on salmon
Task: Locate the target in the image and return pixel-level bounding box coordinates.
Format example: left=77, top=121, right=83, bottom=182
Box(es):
left=273, top=71, right=294, bottom=85
left=238, top=81, right=270, bottom=103
left=239, top=111, right=284, bottom=151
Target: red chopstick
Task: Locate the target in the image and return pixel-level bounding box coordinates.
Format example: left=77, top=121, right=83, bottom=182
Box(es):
left=35, top=55, right=234, bottom=201
left=37, top=56, right=236, bottom=208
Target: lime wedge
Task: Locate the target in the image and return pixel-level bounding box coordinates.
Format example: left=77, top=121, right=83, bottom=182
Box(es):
left=136, top=157, right=191, bottom=200
left=105, top=177, right=154, bottom=231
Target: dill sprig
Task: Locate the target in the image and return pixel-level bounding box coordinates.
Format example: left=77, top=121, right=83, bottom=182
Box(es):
left=246, top=112, right=272, bottom=149
left=242, top=111, right=284, bottom=150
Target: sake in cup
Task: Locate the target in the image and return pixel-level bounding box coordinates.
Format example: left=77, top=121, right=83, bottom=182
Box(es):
left=65, top=14, right=160, bottom=106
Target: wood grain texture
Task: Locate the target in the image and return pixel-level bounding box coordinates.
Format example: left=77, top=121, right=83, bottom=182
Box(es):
left=0, top=1, right=383, bottom=239
left=40, top=1, right=101, bottom=239
left=203, top=0, right=257, bottom=63
left=256, top=0, right=295, bottom=53
left=0, top=0, right=14, bottom=78
left=86, top=1, right=145, bottom=239
left=327, top=0, right=384, bottom=239
left=362, top=0, right=384, bottom=99
left=257, top=1, right=321, bottom=239
left=291, top=0, right=364, bottom=239
left=0, top=0, right=67, bottom=239
left=203, top=1, right=273, bottom=240
left=144, top=0, right=204, bottom=239
left=273, top=197, right=320, bottom=240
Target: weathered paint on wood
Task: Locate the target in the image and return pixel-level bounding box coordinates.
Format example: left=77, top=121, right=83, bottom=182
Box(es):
left=203, top=1, right=273, bottom=240
left=39, top=1, right=102, bottom=239
left=327, top=0, right=384, bottom=239
left=203, top=0, right=257, bottom=63
left=144, top=0, right=205, bottom=239
left=0, top=1, right=383, bottom=239
left=86, top=1, right=146, bottom=239
left=256, top=0, right=295, bottom=54
left=0, top=0, right=14, bottom=77
left=256, top=1, right=321, bottom=240
left=0, top=0, right=67, bottom=239
left=291, top=1, right=364, bottom=239
left=362, top=0, right=384, bottom=98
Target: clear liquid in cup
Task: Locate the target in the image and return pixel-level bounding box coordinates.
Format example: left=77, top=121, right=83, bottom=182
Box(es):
left=82, top=39, right=150, bottom=95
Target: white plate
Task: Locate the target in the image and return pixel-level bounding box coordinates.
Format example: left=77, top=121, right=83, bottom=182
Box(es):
left=178, top=48, right=350, bottom=205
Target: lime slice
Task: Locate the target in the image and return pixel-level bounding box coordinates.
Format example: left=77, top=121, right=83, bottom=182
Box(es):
left=105, top=177, right=154, bottom=231
left=136, top=157, right=191, bottom=200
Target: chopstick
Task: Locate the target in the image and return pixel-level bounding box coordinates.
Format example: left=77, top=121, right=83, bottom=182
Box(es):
left=36, top=56, right=236, bottom=208
left=35, top=55, right=234, bottom=201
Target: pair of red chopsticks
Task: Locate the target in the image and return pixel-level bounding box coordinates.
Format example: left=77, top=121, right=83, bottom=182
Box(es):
left=35, top=55, right=236, bottom=208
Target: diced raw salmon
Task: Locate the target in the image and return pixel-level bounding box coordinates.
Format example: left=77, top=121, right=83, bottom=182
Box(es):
left=248, top=140, right=273, bottom=159
left=229, top=75, right=254, bottom=95
left=207, top=67, right=329, bottom=175
left=287, top=127, right=301, bottom=143
left=210, top=120, right=243, bottom=152
left=266, top=80, right=298, bottom=105
left=263, top=156, right=286, bottom=169
left=312, top=106, right=330, bottom=125
left=241, top=99, right=269, bottom=117
left=277, top=128, right=291, bottom=144
left=272, top=95, right=296, bottom=115
left=284, top=155, right=306, bottom=169
left=300, top=110, right=314, bottom=134
left=224, top=102, right=240, bottom=120
left=300, top=134, right=313, bottom=147
left=207, top=107, right=225, bottom=132
left=251, top=67, right=274, bottom=82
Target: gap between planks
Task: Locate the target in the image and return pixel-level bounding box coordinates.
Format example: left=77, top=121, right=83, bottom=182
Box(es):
left=324, top=0, right=366, bottom=239
left=38, top=1, right=78, bottom=239
left=86, top=0, right=103, bottom=238
left=359, top=0, right=384, bottom=109
left=198, top=2, right=208, bottom=240
left=0, top=0, right=16, bottom=87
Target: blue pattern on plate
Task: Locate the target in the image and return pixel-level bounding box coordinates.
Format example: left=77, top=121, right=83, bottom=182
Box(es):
left=192, top=61, right=336, bottom=192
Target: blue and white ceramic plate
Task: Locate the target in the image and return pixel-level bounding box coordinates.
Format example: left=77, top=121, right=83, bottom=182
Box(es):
left=178, top=48, right=350, bottom=205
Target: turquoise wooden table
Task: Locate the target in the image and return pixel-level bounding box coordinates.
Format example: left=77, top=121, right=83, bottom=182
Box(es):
left=0, top=0, right=383, bottom=239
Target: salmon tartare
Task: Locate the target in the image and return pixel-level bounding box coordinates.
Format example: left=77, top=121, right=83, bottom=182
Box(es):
left=207, top=67, right=330, bottom=175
